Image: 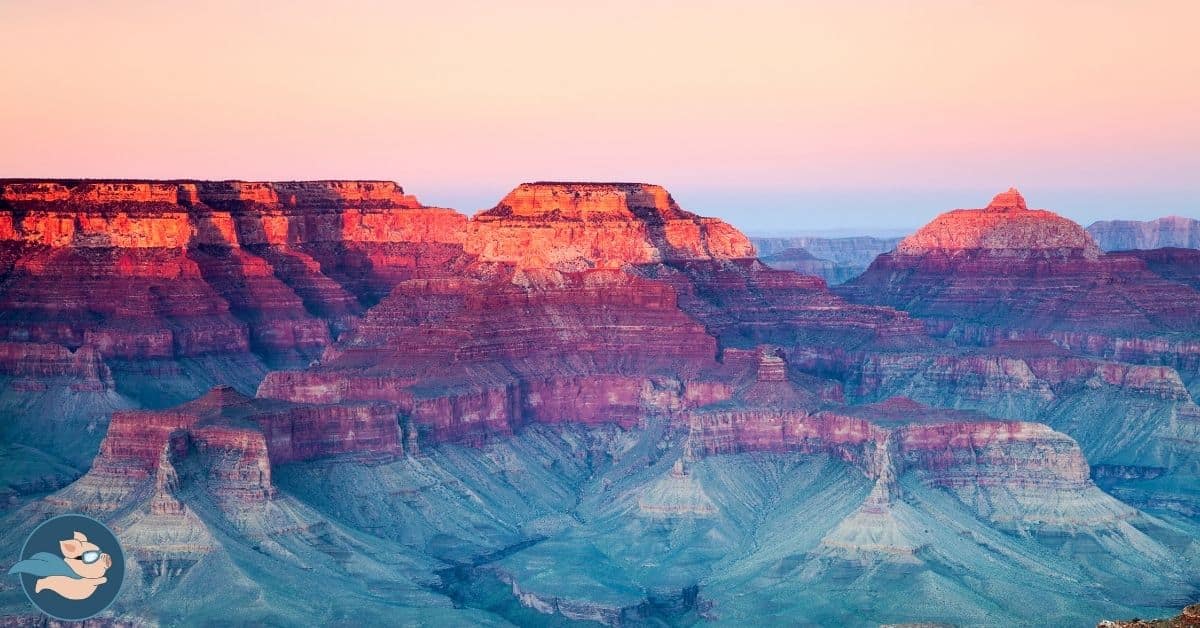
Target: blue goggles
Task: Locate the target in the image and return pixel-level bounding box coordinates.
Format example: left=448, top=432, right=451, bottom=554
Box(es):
left=80, top=550, right=102, bottom=565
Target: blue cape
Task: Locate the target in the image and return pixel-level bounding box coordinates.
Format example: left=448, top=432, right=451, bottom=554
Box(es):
left=7, top=552, right=81, bottom=579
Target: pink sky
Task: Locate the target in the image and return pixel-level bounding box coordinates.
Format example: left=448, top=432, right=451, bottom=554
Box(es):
left=2, top=0, right=1198, bottom=230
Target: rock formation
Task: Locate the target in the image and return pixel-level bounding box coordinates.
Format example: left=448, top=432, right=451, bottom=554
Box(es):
left=893, top=187, right=1099, bottom=258
left=0, top=180, right=467, bottom=378
left=752, top=235, right=903, bottom=284
left=256, top=182, right=920, bottom=446
left=1118, top=247, right=1200, bottom=292
left=758, top=247, right=840, bottom=281
left=1088, top=216, right=1200, bottom=251
left=1098, top=604, right=1200, bottom=627
left=2, top=180, right=1199, bottom=627
left=838, top=189, right=1200, bottom=367
left=465, top=182, right=755, bottom=270
left=102, top=386, right=399, bottom=476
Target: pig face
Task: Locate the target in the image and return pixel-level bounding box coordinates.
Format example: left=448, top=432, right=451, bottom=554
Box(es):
left=59, top=531, right=112, bottom=580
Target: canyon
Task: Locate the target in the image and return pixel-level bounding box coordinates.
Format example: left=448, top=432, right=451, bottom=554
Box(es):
left=752, top=235, right=903, bottom=284
left=0, top=180, right=1197, bottom=627
left=1088, top=216, right=1200, bottom=252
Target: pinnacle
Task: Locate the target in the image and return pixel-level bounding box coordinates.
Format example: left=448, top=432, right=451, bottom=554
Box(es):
left=986, top=187, right=1027, bottom=211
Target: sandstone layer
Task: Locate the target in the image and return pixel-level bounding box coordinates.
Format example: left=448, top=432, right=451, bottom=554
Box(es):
left=257, top=182, right=921, bottom=446
left=839, top=189, right=1200, bottom=367
left=0, top=179, right=468, bottom=381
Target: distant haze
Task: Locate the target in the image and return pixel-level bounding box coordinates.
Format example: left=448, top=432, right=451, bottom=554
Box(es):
left=2, top=1, right=1197, bottom=232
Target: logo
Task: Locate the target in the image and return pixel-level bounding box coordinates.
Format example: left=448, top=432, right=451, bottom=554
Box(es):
left=8, top=514, right=125, bottom=621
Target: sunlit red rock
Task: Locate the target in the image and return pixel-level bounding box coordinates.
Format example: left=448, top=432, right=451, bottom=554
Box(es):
left=895, top=188, right=1099, bottom=258
left=259, top=265, right=721, bottom=444
left=839, top=189, right=1200, bottom=367
left=258, top=182, right=920, bottom=445
left=465, top=182, right=754, bottom=270
left=0, top=179, right=472, bottom=391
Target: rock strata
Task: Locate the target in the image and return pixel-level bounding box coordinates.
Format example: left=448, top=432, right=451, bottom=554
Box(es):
left=465, top=182, right=755, bottom=270
left=258, top=182, right=919, bottom=445
left=1088, top=216, right=1200, bottom=252
left=839, top=189, right=1200, bottom=367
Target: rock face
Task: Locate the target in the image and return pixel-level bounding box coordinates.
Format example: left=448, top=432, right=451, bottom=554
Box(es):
left=3, top=179, right=1200, bottom=626
left=894, top=188, right=1099, bottom=258
left=681, top=396, right=1118, bottom=531
left=0, top=342, right=112, bottom=389
left=256, top=182, right=922, bottom=446
left=838, top=189, right=1200, bottom=366
left=1098, top=604, right=1200, bottom=627
left=96, top=386, right=400, bottom=479
left=1119, top=247, right=1200, bottom=292
left=66, top=385, right=400, bottom=515
left=0, top=179, right=470, bottom=412
left=758, top=247, right=840, bottom=280
left=465, top=182, right=754, bottom=270
left=752, top=235, right=903, bottom=261
left=1088, top=216, right=1200, bottom=251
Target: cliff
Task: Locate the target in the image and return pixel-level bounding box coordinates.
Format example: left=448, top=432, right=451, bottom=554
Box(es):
left=785, top=340, right=1200, bottom=469
left=680, top=395, right=1135, bottom=532
left=258, top=182, right=920, bottom=445
left=465, top=182, right=754, bottom=270
left=1118, top=248, right=1200, bottom=292
left=838, top=189, right=1200, bottom=366
left=62, top=385, right=399, bottom=514
left=758, top=247, right=840, bottom=281
left=100, top=386, right=400, bottom=476
left=894, top=188, right=1100, bottom=258
left=0, top=180, right=465, bottom=247
left=257, top=267, right=721, bottom=444
left=751, top=235, right=903, bottom=262
left=0, top=179, right=470, bottom=404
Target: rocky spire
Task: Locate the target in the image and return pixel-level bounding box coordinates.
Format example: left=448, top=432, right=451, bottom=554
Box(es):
left=150, top=442, right=186, bottom=515
left=985, top=187, right=1028, bottom=211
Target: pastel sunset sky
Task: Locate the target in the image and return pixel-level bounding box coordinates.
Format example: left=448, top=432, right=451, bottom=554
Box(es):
left=2, top=0, right=1197, bottom=232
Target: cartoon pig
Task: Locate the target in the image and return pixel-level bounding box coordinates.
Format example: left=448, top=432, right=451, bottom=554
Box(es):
left=8, top=531, right=113, bottom=600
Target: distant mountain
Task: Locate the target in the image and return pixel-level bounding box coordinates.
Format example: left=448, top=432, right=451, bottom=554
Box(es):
left=1087, top=216, right=1200, bottom=251
left=752, top=235, right=902, bottom=284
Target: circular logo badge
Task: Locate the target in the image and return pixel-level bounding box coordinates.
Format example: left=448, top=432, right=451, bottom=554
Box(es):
left=9, top=514, right=125, bottom=621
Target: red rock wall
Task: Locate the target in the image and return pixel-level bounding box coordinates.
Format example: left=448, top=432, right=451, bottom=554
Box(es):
left=94, top=410, right=197, bottom=479
left=465, top=183, right=754, bottom=269
left=0, top=179, right=473, bottom=374
left=0, top=342, right=112, bottom=390
left=681, top=402, right=1092, bottom=492
left=88, top=388, right=402, bottom=492
left=839, top=190, right=1200, bottom=368
left=896, top=421, right=1089, bottom=487
left=251, top=404, right=403, bottom=463
left=681, top=408, right=885, bottom=463
left=190, top=424, right=276, bottom=502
